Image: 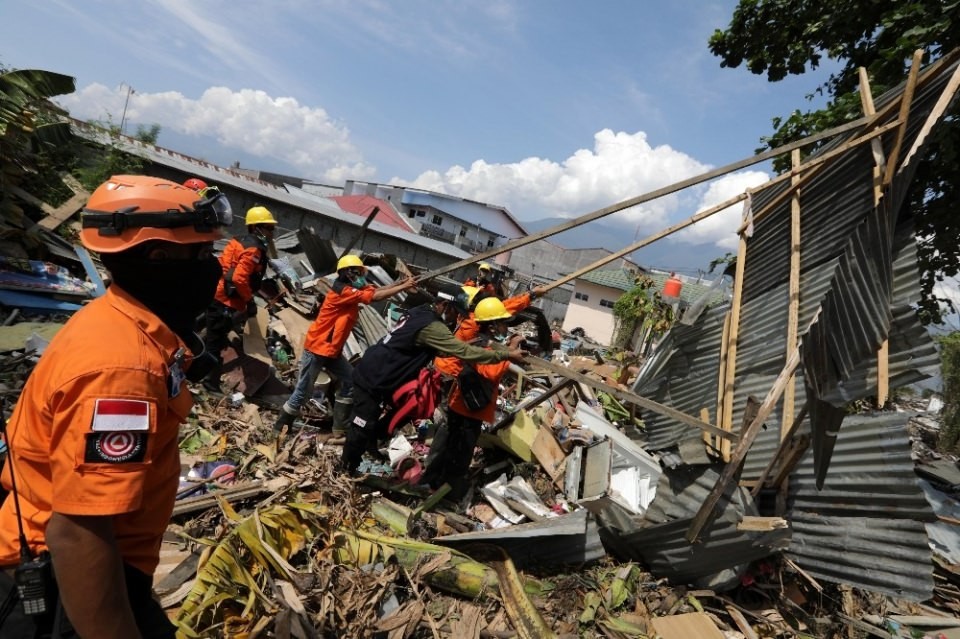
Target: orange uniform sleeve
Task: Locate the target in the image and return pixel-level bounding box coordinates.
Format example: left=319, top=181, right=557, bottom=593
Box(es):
left=228, top=246, right=264, bottom=303
left=46, top=368, right=182, bottom=516
left=504, top=292, right=532, bottom=314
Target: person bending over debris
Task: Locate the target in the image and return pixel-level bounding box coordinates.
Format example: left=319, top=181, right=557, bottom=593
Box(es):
left=340, top=292, right=528, bottom=475
left=0, top=175, right=228, bottom=638
left=274, top=254, right=416, bottom=433
left=435, top=284, right=547, bottom=377
left=422, top=297, right=522, bottom=499
left=200, top=205, right=277, bottom=393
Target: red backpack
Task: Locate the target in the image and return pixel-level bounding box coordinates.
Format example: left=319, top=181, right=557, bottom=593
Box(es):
left=387, top=366, right=443, bottom=434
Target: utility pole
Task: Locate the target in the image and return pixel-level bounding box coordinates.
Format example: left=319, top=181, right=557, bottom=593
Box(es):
left=119, top=83, right=134, bottom=135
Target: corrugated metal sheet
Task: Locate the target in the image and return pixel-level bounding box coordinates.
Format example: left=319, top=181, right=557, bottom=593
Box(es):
left=601, top=466, right=791, bottom=587
left=786, top=412, right=935, bottom=601
left=435, top=508, right=606, bottom=568
left=630, top=56, right=952, bottom=472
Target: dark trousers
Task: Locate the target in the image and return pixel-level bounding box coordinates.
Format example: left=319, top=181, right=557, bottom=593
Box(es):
left=421, top=409, right=482, bottom=499
left=341, top=384, right=390, bottom=473
left=0, top=562, right=175, bottom=639
left=201, top=301, right=235, bottom=382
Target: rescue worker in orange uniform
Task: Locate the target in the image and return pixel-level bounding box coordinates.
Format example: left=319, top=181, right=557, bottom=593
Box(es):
left=464, top=262, right=498, bottom=295
left=341, top=292, right=528, bottom=476
left=434, top=284, right=547, bottom=377
left=274, top=254, right=416, bottom=433
left=0, top=175, right=228, bottom=638
left=200, top=205, right=278, bottom=392
left=421, top=297, right=522, bottom=499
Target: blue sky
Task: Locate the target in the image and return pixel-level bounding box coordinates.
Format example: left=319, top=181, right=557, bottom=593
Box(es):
left=2, top=0, right=841, bottom=272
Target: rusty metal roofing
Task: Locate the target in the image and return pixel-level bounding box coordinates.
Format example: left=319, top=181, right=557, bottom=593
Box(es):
left=785, top=412, right=935, bottom=601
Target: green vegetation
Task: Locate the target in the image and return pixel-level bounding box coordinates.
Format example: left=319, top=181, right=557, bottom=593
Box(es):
left=938, top=331, right=960, bottom=453
left=710, top=0, right=960, bottom=325
left=611, top=275, right=675, bottom=353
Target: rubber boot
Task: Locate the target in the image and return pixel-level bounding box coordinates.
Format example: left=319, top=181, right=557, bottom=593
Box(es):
left=341, top=422, right=373, bottom=476
left=331, top=396, right=353, bottom=435
left=274, top=406, right=297, bottom=432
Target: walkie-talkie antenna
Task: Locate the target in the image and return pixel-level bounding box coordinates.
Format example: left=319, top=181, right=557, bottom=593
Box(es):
left=0, top=400, right=33, bottom=562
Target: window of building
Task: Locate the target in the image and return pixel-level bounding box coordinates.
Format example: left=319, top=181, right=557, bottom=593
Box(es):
left=458, top=227, right=467, bottom=236
left=416, top=210, right=426, bottom=217
left=575, top=292, right=589, bottom=302
left=487, top=238, right=495, bottom=248
left=407, top=210, right=415, bottom=218
left=431, top=214, right=443, bottom=225
left=600, top=299, right=615, bottom=308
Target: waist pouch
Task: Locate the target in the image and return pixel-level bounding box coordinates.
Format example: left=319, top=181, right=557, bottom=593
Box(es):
left=457, top=365, right=494, bottom=412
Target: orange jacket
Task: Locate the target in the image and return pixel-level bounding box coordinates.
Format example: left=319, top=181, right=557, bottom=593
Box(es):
left=214, top=234, right=268, bottom=311
left=435, top=291, right=533, bottom=376
left=303, top=279, right=375, bottom=358
left=0, top=286, right=193, bottom=575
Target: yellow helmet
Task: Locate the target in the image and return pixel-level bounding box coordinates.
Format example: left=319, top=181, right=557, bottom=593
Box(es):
left=245, top=206, right=277, bottom=226
left=478, top=262, right=492, bottom=272
left=336, top=254, right=366, bottom=272
left=474, top=297, right=512, bottom=322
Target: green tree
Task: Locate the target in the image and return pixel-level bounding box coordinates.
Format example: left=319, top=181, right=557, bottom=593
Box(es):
left=0, top=66, right=76, bottom=239
left=938, top=331, right=960, bottom=453
left=74, top=121, right=162, bottom=191
left=612, top=275, right=675, bottom=353
left=710, top=0, right=960, bottom=324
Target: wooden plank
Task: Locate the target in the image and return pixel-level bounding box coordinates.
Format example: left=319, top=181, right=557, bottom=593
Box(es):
left=725, top=605, right=761, bottom=639
left=276, top=307, right=312, bottom=360
left=860, top=65, right=891, bottom=407
left=751, top=404, right=809, bottom=497
left=783, top=149, right=802, bottom=440
left=687, top=347, right=801, bottom=542
left=720, top=219, right=749, bottom=461
left=737, top=516, right=788, bottom=531
left=524, top=355, right=736, bottom=441
left=531, top=425, right=567, bottom=489
left=417, top=115, right=884, bottom=283
left=715, top=311, right=731, bottom=453
left=490, top=377, right=576, bottom=433
left=650, top=612, right=725, bottom=639
left=900, top=59, right=960, bottom=169
left=243, top=305, right=272, bottom=364
left=882, top=49, right=924, bottom=187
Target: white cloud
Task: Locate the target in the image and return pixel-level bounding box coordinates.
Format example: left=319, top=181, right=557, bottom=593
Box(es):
left=675, top=171, right=771, bottom=250
left=59, top=84, right=375, bottom=183
left=396, top=128, right=712, bottom=233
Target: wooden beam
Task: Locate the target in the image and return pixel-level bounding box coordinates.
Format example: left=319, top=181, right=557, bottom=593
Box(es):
left=883, top=49, right=924, bottom=187
left=686, top=347, right=801, bottom=542
left=489, top=377, right=577, bottom=433
left=783, top=149, right=802, bottom=441
left=751, top=404, right=809, bottom=497
left=720, top=205, right=749, bottom=460
left=542, top=192, right=748, bottom=293
left=738, top=120, right=900, bottom=233
left=714, top=311, right=731, bottom=454
left=522, top=355, right=737, bottom=441
left=860, top=66, right=891, bottom=407
left=900, top=59, right=960, bottom=170
left=415, top=115, right=882, bottom=283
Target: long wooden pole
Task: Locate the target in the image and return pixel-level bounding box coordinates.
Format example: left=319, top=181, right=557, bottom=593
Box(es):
left=782, top=149, right=802, bottom=440
left=414, top=116, right=877, bottom=283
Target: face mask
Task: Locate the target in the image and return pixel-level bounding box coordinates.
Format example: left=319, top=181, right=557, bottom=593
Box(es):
left=104, top=254, right=223, bottom=339
left=351, top=276, right=367, bottom=288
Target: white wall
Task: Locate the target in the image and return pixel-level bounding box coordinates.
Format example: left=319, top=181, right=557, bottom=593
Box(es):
left=561, top=280, right=622, bottom=346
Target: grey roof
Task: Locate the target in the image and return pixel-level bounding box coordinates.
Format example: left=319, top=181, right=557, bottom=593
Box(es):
left=785, top=412, right=935, bottom=601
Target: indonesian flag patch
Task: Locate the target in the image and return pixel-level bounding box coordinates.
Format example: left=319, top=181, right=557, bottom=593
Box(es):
left=90, top=399, right=150, bottom=432
left=84, top=431, right=147, bottom=463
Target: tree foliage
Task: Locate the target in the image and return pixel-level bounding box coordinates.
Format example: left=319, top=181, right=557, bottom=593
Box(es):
left=0, top=67, right=76, bottom=237
left=612, top=275, right=675, bottom=350
left=710, top=0, right=960, bottom=324
left=937, top=331, right=960, bottom=453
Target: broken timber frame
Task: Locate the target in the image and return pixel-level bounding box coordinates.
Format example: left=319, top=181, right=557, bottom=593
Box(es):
left=523, top=355, right=736, bottom=442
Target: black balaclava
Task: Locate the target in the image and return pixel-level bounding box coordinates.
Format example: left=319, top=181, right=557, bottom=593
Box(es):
left=101, top=247, right=222, bottom=341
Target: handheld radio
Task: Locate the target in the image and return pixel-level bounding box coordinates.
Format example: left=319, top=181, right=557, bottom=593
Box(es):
left=0, top=402, right=54, bottom=616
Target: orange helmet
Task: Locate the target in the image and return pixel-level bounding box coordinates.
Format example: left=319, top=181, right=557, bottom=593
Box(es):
left=183, top=177, right=208, bottom=191
left=80, top=175, right=230, bottom=253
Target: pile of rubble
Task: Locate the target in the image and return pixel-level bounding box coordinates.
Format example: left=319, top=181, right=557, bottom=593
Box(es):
left=2, top=226, right=959, bottom=638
